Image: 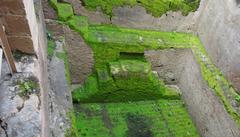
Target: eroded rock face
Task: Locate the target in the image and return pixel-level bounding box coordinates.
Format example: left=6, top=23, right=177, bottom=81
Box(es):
left=112, top=6, right=197, bottom=32
left=42, top=0, right=57, bottom=19
left=0, top=73, right=40, bottom=137
left=46, top=22, right=73, bottom=137
left=196, top=0, right=240, bottom=91
left=7, top=95, right=40, bottom=137
left=146, top=49, right=240, bottom=137
left=64, top=26, right=94, bottom=84
left=145, top=49, right=188, bottom=85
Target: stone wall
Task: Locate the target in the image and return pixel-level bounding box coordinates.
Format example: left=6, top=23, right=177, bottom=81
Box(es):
left=0, top=0, right=35, bottom=54
left=146, top=49, right=240, bottom=137
left=178, top=50, right=240, bottom=137
left=28, top=0, right=50, bottom=137
left=196, top=0, right=240, bottom=91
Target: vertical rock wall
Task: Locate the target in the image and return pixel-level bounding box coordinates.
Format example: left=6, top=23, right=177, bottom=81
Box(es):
left=25, top=0, right=50, bottom=137
left=196, top=0, right=240, bottom=91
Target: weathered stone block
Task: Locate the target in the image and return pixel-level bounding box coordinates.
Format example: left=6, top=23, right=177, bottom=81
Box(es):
left=1, top=15, right=31, bottom=36
left=0, top=0, right=25, bottom=15
left=7, top=36, right=35, bottom=54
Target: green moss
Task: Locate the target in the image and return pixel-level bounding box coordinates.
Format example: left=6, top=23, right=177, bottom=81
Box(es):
left=49, top=0, right=58, bottom=10
left=18, top=78, right=39, bottom=98
left=162, top=86, right=181, bottom=99
left=97, top=69, right=118, bottom=93
left=65, top=111, right=80, bottom=137
left=82, top=0, right=200, bottom=17
left=47, top=40, right=55, bottom=57
left=67, top=16, right=89, bottom=37
left=56, top=51, right=71, bottom=86
left=49, top=0, right=73, bottom=21
left=74, top=22, right=240, bottom=126
left=49, top=0, right=240, bottom=127
left=72, top=75, right=99, bottom=103
left=64, top=16, right=240, bottom=126
left=235, top=95, right=240, bottom=102
left=70, top=100, right=199, bottom=137
left=57, top=3, right=74, bottom=21
left=72, top=59, right=167, bottom=103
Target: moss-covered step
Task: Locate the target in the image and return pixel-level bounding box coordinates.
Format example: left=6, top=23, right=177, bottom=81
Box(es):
left=72, top=59, right=180, bottom=103
left=68, top=99, right=199, bottom=137
left=82, top=0, right=200, bottom=17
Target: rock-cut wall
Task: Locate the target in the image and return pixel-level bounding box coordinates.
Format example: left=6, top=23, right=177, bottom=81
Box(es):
left=110, top=0, right=240, bottom=91
left=196, top=0, right=240, bottom=91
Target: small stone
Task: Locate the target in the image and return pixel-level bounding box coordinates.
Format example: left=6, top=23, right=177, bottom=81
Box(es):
left=9, top=87, right=16, bottom=92
left=59, top=122, right=64, bottom=129
left=13, top=95, right=24, bottom=111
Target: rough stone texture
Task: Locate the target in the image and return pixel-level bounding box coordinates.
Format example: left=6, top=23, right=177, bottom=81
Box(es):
left=145, top=49, right=187, bottom=85
left=42, top=0, right=57, bottom=20
left=48, top=35, right=72, bottom=137
left=7, top=36, right=35, bottom=54
left=0, top=0, right=36, bottom=54
left=0, top=0, right=25, bottom=15
left=45, top=21, right=65, bottom=41
left=146, top=49, right=240, bottom=137
left=0, top=59, right=10, bottom=82
left=112, top=6, right=197, bottom=32
left=195, top=0, right=240, bottom=91
left=46, top=20, right=93, bottom=83
left=65, top=0, right=111, bottom=24
left=14, top=54, right=36, bottom=73
left=1, top=15, right=31, bottom=36
left=0, top=73, right=41, bottom=137
left=30, top=0, right=50, bottom=137
left=179, top=50, right=240, bottom=137
left=63, top=1, right=195, bottom=30
left=64, top=26, right=94, bottom=84
left=0, top=127, right=7, bottom=137
left=7, top=95, right=40, bottom=137
left=48, top=56, right=72, bottom=137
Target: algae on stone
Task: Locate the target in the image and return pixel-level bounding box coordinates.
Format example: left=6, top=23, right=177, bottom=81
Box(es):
left=72, top=59, right=168, bottom=103
left=82, top=0, right=200, bottom=17
left=49, top=0, right=74, bottom=21
left=70, top=99, right=199, bottom=137
left=49, top=0, right=240, bottom=131
left=67, top=16, right=89, bottom=36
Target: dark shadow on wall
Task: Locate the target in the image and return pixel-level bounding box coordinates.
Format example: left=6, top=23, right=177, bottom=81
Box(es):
left=236, top=0, right=240, bottom=5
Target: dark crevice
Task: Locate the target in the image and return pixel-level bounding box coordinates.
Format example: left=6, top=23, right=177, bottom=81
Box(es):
left=236, top=0, right=240, bottom=5
left=0, top=119, right=8, bottom=137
